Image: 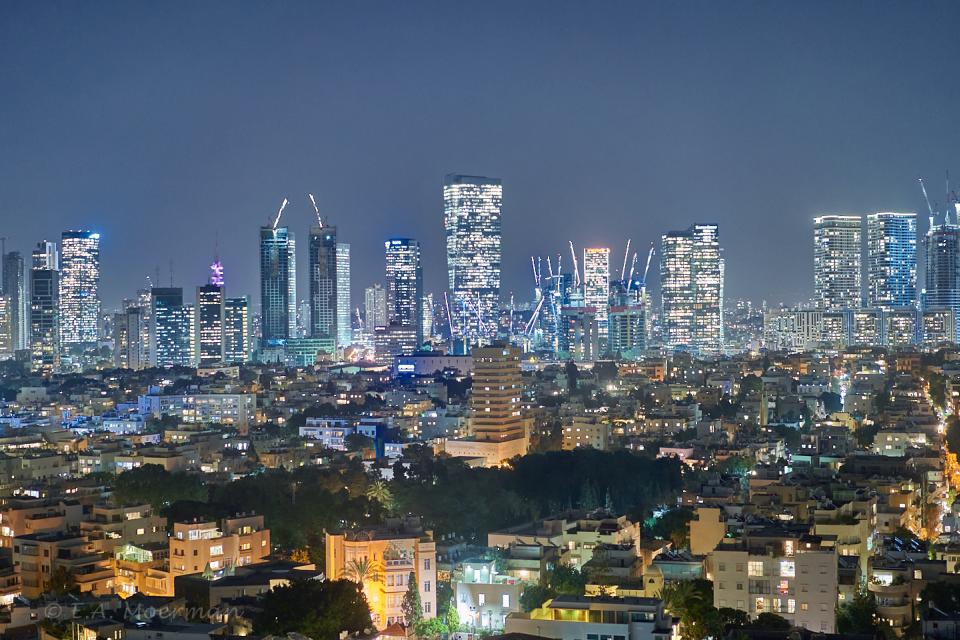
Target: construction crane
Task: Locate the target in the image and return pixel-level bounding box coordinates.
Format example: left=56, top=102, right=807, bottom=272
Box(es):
left=444, top=292, right=455, bottom=339
left=524, top=296, right=545, bottom=335
left=355, top=307, right=363, bottom=331
left=641, top=244, right=655, bottom=285
left=308, top=193, right=322, bottom=226
left=620, top=239, right=632, bottom=282
left=568, top=241, right=581, bottom=288
left=272, top=198, right=289, bottom=230
left=626, top=252, right=638, bottom=290
left=919, top=177, right=936, bottom=230
left=530, top=256, right=541, bottom=288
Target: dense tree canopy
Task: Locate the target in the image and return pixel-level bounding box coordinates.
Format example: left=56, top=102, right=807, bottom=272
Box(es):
left=255, top=579, right=371, bottom=640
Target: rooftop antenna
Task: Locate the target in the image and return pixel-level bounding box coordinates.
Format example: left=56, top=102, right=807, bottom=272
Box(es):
left=620, top=238, right=631, bottom=282
left=272, top=198, right=289, bottom=230
left=308, top=193, right=322, bottom=226
left=168, top=260, right=174, bottom=287
left=919, top=177, right=936, bottom=231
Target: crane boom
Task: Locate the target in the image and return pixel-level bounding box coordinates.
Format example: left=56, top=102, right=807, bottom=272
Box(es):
left=627, top=252, right=638, bottom=289
left=642, top=244, right=654, bottom=284
left=569, top=241, right=581, bottom=288
left=308, top=193, right=322, bottom=226
left=272, top=198, right=289, bottom=230
left=620, top=239, right=631, bottom=282
left=920, top=177, right=936, bottom=230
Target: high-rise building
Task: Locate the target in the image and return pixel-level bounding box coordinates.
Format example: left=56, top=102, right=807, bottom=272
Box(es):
left=259, top=225, right=295, bottom=344
left=113, top=307, right=143, bottom=369
left=2, top=251, right=27, bottom=351
left=224, top=296, right=250, bottom=363
left=559, top=306, right=598, bottom=361
left=196, top=284, right=225, bottom=367
left=0, top=296, right=11, bottom=358
left=308, top=224, right=337, bottom=341
left=582, top=248, right=610, bottom=342
left=445, top=343, right=528, bottom=466
left=29, top=242, right=59, bottom=374
left=814, top=215, right=862, bottom=310
left=422, top=293, right=434, bottom=341
left=866, top=212, right=917, bottom=310
left=59, top=230, right=101, bottom=351
left=365, top=284, right=388, bottom=329
left=336, top=242, right=351, bottom=347
left=443, top=174, right=502, bottom=343
left=608, top=305, right=646, bottom=359
left=925, top=211, right=960, bottom=342
left=385, top=238, right=423, bottom=345
left=151, top=288, right=191, bottom=367
left=660, top=224, right=724, bottom=355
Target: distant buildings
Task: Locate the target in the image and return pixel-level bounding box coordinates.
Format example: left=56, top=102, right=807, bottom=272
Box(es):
left=444, top=174, right=502, bottom=344
left=259, top=223, right=295, bottom=344
left=150, top=287, right=191, bottom=367
left=867, top=212, right=917, bottom=310
left=29, top=241, right=58, bottom=374
left=308, top=223, right=337, bottom=342
left=813, top=215, right=862, bottom=310
left=223, top=296, right=250, bottom=363
left=336, top=242, right=352, bottom=347
left=583, top=247, right=610, bottom=342
left=925, top=211, right=960, bottom=342
left=365, top=284, right=388, bottom=330
left=58, top=230, right=101, bottom=354
left=385, top=238, right=423, bottom=345
left=2, top=251, right=27, bottom=351
left=196, top=282, right=225, bottom=367
left=660, top=224, right=724, bottom=355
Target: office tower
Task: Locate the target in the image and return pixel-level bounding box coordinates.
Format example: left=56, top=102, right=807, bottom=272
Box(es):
left=59, top=230, right=101, bottom=350
left=196, top=285, right=225, bottom=367
left=559, top=306, right=598, bottom=361
left=2, top=252, right=27, bottom=351
left=0, top=296, right=11, bottom=358
left=365, top=284, right=388, bottom=329
left=308, top=224, right=337, bottom=341
left=866, top=212, right=917, bottom=310
left=660, top=224, right=724, bottom=355
left=259, top=225, right=295, bottom=344
left=372, top=324, right=418, bottom=365
left=185, top=303, right=196, bottom=359
left=422, top=293, right=434, bottom=341
left=813, top=215, right=862, bottom=310
left=224, top=296, right=250, bottom=363
left=113, top=308, right=143, bottom=369
left=608, top=305, right=646, bottom=359
left=151, top=288, right=191, bottom=366
left=335, top=242, right=351, bottom=347
left=925, top=210, right=960, bottom=342
left=582, top=248, right=610, bottom=341
left=29, top=242, right=59, bottom=373
left=443, top=174, right=502, bottom=343
left=385, top=238, right=423, bottom=345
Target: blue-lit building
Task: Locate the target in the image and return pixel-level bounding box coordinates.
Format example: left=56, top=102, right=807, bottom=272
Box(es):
left=925, top=215, right=960, bottom=342
left=308, top=224, right=337, bottom=342
left=867, top=212, right=917, bottom=310
left=259, top=225, right=295, bottom=344
left=151, top=287, right=191, bottom=366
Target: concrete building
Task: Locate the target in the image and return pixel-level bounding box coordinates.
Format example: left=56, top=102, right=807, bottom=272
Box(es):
left=562, top=416, right=610, bottom=451
left=169, top=514, right=270, bottom=577
left=505, top=595, right=674, bottom=640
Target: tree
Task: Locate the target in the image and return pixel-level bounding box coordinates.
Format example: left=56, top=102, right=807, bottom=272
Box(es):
left=416, top=617, right=447, bottom=638
left=947, top=415, right=960, bottom=455
left=347, top=557, right=382, bottom=585
left=549, top=564, right=587, bottom=595
left=836, top=592, right=878, bottom=634
left=365, top=479, right=395, bottom=513
left=565, top=361, right=580, bottom=391
left=647, top=508, right=695, bottom=549
left=659, top=579, right=718, bottom=640
left=402, top=571, right=423, bottom=628
left=520, top=584, right=556, bottom=612
left=112, top=464, right=207, bottom=510
left=254, top=578, right=371, bottom=640
left=47, top=566, right=78, bottom=595
left=345, top=433, right=375, bottom=452
left=749, top=612, right=791, bottom=630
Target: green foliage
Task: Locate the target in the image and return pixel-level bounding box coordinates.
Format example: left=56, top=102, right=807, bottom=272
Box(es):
left=550, top=564, right=587, bottom=595
left=415, top=617, right=449, bottom=638
left=112, top=464, right=207, bottom=511
left=836, top=592, right=878, bottom=634
left=659, top=579, right=719, bottom=640
left=254, top=578, right=371, bottom=640
left=856, top=422, right=880, bottom=447
left=928, top=371, right=947, bottom=409
left=565, top=361, right=580, bottom=391
left=646, top=507, right=695, bottom=549
left=345, top=433, right=375, bottom=452
left=402, top=571, right=423, bottom=628
left=48, top=566, right=78, bottom=595
left=947, top=415, right=960, bottom=455
left=717, top=455, right=753, bottom=477
left=819, top=391, right=843, bottom=414
left=717, top=607, right=749, bottom=629
left=750, top=612, right=791, bottom=630
left=520, top=584, right=556, bottom=612
left=920, top=581, right=960, bottom=616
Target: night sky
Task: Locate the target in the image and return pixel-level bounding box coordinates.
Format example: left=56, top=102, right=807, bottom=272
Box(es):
left=4, top=1, right=960, bottom=311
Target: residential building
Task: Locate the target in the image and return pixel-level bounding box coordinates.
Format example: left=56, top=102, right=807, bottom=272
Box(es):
left=814, top=215, right=861, bottom=310
left=386, top=238, right=423, bottom=345
left=660, top=224, right=724, bottom=355
left=365, top=284, right=388, bottom=329
left=505, top=594, right=674, bottom=640
left=2, top=251, right=27, bottom=351
left=29, top=241, right=59, bottom=374
left=308, top=223, right=337, bottom=342
left=223, top=296, right=250, bottom=363
left=925, top=215, right=960, bottom=342
left=337, top=241, right=352, bottom=347
left=150, top=288, right=191, bottom=367
left=59, top=230, right=101, bottom=352
left=196, top=281, right=225, bottom=366
left=259, top=223, right=295, bottom=344
left=169, top=514, right=270, bottom=577
left=867, top=212, right=917, bottom=310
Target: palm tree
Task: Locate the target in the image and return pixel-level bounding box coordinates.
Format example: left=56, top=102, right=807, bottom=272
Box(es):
left=347, top=557, right=382, bottom=585
left=365, top=479, right=395, bottom=513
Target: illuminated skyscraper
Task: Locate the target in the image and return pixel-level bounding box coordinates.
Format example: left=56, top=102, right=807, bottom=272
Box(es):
left=30, top=241, right=59, bottom=373
left=259, top=225, right=295, bottom=344
left=151, top=287, right=191, bottom=366
left=59, top=230, right=101, bottom=350
left=2, top=251, right=27, bottom=351
left=336, top=242, right=351, bottom=347
left=365, top=284, right=388, bottom=329
left=660, top=224, right=724, bottom=355
left=866, top=212, right=916, bottom=310
left=443, top=174, right=502, bottom=343
left=582, top=248, right=610, bottom=341
left=113, top=307, right=143, bottom=369
left=0, top=296, right=11, bottom=358
left=925, top=207, right=960, bottom=342
left=224, top=296, right=250, bottom=363
left=385, top=238, right=423, bottom=345
left=308, top=224, right=338, bottom=341
left=196, top=285, right=225, bottom=367
left=422, top=293, right=434, bottom=341
left=814, top=215, right=862, bottom=310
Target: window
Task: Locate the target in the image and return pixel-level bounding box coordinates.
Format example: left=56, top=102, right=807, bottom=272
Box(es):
left=718, top=563, right=726, bottom=572
left=136, top=528, right=145, bottom=536
left=801, top=603, right=809, bottom=611
left=779, top=560, right=795, bottom=577
left=424, top=602, right=431, bottom=613
left=502, top=594, right=510, bottom=608
left=210, top=545, right=224, bottom=556
left=736, top=583, right=743, bottom=591
left=755, top=597, right=765, bottom=612
left=748, top=561, right=764, bottom=577
left=424, top=581, right=431, bottom=593
left=424, top=559, right=431, bottom=570
left=478, top=593, right=485, bottom=606
left=787, top=599, right=796, bottom=614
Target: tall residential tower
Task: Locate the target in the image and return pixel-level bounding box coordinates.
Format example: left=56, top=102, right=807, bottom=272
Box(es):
left=813, top=215, right=862, bottom=310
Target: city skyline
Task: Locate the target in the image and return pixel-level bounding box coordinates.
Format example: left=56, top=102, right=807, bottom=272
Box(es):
left=6, top=2, right=960, bottom=310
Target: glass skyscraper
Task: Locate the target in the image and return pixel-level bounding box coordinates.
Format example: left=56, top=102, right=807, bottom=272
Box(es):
left=813, top=215, right=862, bottom=310
left=866, top=212, right=917, bottom=310
left=196, top=283, right=225, bottom=366
left=660, top=223, right=724, bottom=355
left=29, top=241, right=59, bottom=374
left=385, top=238, right=423, bottom=345
left=59, top=230, right=101, bottom=349
left=224, top=296, right=250, bottom=363
left=443, top=174, right=502, bottom=343
left=925, top=212, right=960, bottom=342
left=365, top=284, right=387, bottom=329
left=2, top=251, right=27, bottom=351
left=259, top=225, right=295, bottom=344
left=308, top=224, right=337, bottom=341
left=151, top=287, right=192, bottom=366
left=336, top=242, right=351, bottom=347
left=582, top=248, right=610, bottom=341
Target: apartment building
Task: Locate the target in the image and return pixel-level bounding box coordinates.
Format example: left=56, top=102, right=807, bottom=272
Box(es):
left=505, top=594, right=674, bottom=640
left=138, top=392, right=256, bottom=433
left=325, top=516, right=437, bottom=629
left=562, top=416, right=610, bottom=451
left=169, top=514, right=270, bottom=577
left=0, top=497, right=83, bottom=547
left=13, top=531, right=114, bottom=598
left=709, top=530, right=838, bottom=634
left=454, top=556, right=522, bottom=630
left=80, top=504, right=167, bottom=554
